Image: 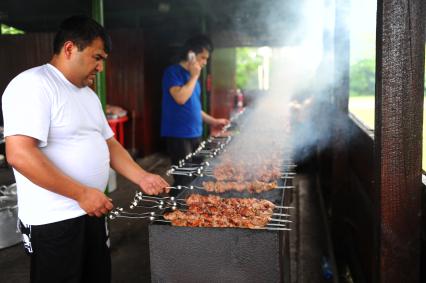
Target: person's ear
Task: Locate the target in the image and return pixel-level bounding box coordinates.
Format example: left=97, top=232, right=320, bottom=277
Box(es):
left=63, top=41, right=76, bottom=59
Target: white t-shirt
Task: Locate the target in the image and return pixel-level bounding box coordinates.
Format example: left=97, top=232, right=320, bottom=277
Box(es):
left=2, top=64, right=114, bottom=225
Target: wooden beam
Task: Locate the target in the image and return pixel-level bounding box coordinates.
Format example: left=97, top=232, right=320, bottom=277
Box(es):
left=92, top=0, right=107, bottom=112
left=375, top=0, right=425, bottom=282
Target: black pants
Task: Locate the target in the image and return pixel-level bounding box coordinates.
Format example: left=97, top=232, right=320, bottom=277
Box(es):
left=20, top=215, right=111, bottom=283
left=166, top=137, right=202, bottom=166
left=166, top=137, right=202, bottom=191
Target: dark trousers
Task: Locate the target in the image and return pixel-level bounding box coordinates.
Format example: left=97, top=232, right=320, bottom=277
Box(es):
left=166, top=137, right=202, bottom=192
left=166, top=137, right=202, bottom=166
left=20, top=215, right=111, bottom=283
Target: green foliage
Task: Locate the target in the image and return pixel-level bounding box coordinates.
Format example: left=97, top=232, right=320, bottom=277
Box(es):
left=236, top=48, right=263, bottom=90
left=350, top=58, right=375, bottom=96
left=1, top=24, right=24, bottom=35
left=350, top=47, right=426, bottom=96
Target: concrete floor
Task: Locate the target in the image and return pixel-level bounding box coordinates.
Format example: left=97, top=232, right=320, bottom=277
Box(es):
left=0, top=153, right=331, bottom=283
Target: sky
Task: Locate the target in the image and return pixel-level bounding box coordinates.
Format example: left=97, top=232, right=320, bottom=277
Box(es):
left=350, top=0, right=377, bottom=63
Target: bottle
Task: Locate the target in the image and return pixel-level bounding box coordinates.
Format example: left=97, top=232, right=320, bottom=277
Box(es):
left=234, top=89, right=244, bottom=112
left=321, top=256, right=333, bottom=280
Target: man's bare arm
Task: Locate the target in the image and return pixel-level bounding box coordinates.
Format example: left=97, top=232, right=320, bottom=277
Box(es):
left=169, top=60, right=201, bottom=105
left=107, top=138, right=169, bottom=195
left=201, top=111, right=229, bottom=127
left=169, top=78, right=198, bottom=105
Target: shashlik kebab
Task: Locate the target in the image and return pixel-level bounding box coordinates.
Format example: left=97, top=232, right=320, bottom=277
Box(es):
left=202, top=180, right=284, bottom=193
left=185, top=194, right=277, bottom=212
left=164, top=210, right=274, bottom=229
left=163, top=194, right=291, bottom=229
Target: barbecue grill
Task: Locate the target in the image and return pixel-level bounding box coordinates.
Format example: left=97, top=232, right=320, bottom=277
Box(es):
left=109, top=108, right=295, bottom=282
left=150, top=154, right=293, bottom=282
left=110, top=170, right=293, bottom=282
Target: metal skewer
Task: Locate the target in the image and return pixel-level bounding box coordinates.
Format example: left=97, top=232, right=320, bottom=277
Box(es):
left=275, top=186, right=295, bottom=189
left=272, top=213, right=291, bottom=217
left=261, top=227, right=291, bottom=231
left=275, top=205, right=294, bottom=209
left=270, top=218, right=292, bottom=223
left=170, top=165, right=204, bottom=171
left=264, top=223, right=288, bottom=228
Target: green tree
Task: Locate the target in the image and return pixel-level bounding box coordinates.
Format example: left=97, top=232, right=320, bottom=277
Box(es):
left=236, top=48, right=263, bottom=90
left=1, top=24, right=24, bottom=35
left=350, top=58, right=375, bottom=96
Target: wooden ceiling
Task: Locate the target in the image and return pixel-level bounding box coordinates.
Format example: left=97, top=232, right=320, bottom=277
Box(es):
left=0, top=0, right=305, bottom=47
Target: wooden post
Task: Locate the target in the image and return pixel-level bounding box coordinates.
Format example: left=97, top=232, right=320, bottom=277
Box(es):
left=375, top=0, right=425, bottom=282
left=92, top=0, right=107, bottom=112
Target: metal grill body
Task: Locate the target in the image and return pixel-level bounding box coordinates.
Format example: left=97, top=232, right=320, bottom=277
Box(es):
left=149, top=225, right=284, bottom=283
left=149, top=175, right=291, bottom=283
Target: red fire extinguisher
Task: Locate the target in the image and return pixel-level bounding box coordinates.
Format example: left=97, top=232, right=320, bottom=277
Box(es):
left=236, top=89, right=244, bottom=112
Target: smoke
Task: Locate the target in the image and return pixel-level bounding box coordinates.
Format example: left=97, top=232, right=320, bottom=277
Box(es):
left=209, top=0, right=339, bottom=165
left=207, top=0, right=376, bottom=166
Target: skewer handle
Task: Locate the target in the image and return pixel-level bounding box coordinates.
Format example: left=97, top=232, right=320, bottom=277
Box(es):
left=270, top=218, right=292, bottom=223
left=263, top=227, right=291, bottom=231
left=275, top=186, right=295, bottom=189
left=272, top=213, right=291, bottom=217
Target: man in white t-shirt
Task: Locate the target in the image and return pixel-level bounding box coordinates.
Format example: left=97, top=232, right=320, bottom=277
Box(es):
left=2, top=15, right=169, bottom=283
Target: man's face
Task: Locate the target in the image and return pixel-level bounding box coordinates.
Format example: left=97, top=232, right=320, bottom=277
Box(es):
left=70, top=37, right=108, bottom=88
left=195, top=49, right=210, bottom=68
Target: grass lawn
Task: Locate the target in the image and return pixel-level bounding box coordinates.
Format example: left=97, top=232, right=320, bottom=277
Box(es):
left=349, top=95, right=426, bottom=170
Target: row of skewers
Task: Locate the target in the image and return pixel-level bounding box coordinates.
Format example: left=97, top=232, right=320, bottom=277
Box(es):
left=168, top=157, right=296, bottom=194
left=109, top=193, right=292, bottom=231
left=164, top=194, right=291, bottom=229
